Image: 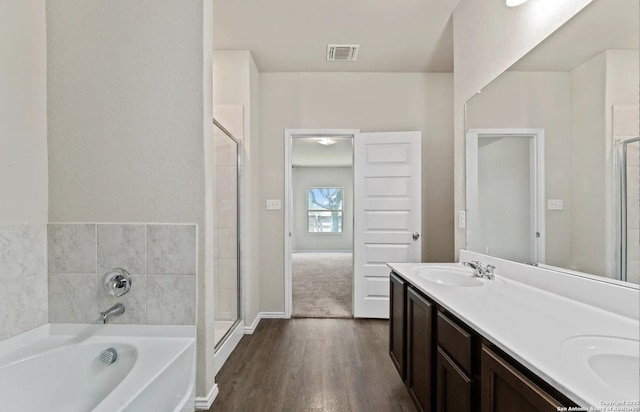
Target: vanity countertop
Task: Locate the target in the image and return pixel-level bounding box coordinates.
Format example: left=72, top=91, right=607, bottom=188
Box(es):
left=387, top=261, right=640, bottom=409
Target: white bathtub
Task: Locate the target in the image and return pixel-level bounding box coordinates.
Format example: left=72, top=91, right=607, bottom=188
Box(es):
left=0, top=324, right=196, bottom=412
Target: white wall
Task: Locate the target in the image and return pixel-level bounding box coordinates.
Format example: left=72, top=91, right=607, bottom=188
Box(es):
left=0, top=0, right=49, bottom=341
left=259, top=72, right=454, bottom=312
left=568, top=50, right=639, bottom=277
left=293, top=167, right=353, bottom=252
left=570, top=52, right=607, bottom=275
left=453, top=0, right=596, bottom=257
left=46, top=0, right=214, bottom=398
left=465, top=71, right=572, bottom=267
left=212, top=51, right=262, bottom=332
left=604, top=50, right=640, bottom=277
left=0, top=0, right=48, bottom=224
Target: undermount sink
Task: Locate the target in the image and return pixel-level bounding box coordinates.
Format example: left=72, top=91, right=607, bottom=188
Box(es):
left=562, top=335, right=640, bottom=396
left=413, top=266, right=484, bottom=287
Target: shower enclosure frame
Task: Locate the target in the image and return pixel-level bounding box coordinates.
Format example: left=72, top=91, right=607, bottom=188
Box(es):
left=212, top=117, right=242, bottom=351
left=616, top=136, right=639, bottom=282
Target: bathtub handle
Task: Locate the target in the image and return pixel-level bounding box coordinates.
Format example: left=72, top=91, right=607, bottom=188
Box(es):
left=103, top=268, right=132, bottom=297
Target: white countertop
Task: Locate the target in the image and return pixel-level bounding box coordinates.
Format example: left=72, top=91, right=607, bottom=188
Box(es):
left=387, top=261, right=640, bottom=409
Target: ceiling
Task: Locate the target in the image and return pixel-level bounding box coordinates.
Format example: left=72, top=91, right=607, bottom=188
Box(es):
left=511, top=0, right=639, bottom=71
left=292, top=137, right=353, bottom=167
left=213, top=0, right=460, bottom=73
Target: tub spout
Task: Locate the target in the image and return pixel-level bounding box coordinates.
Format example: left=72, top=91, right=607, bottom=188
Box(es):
left=98, top=303, right=125, bottom=324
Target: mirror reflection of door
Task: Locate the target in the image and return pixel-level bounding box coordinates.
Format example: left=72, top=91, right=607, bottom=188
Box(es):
left=466, top=130, right=545, bottom=264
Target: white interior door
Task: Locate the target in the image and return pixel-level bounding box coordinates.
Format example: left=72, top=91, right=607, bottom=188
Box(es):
left=353, top=131, right=422, bottom=318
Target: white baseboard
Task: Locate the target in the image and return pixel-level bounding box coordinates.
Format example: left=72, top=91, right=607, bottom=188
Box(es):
left=214, top=320, right=244, bottom=377
left=194, top=383, right=218, bottom=410
left=243, top=311, right=286, bottom=335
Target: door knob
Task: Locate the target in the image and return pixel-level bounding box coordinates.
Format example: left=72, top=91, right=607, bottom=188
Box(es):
left=412, top=232, right=420, bottom=240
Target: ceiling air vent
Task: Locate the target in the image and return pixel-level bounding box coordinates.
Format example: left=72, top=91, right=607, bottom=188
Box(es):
left=327, top=44, right=359, bottom=62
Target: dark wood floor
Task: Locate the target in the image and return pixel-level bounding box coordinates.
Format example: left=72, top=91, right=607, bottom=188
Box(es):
left=208, top=318, right=416, bottom=412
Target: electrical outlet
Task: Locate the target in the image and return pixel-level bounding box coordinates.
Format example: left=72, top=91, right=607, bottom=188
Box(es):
left=266, top=199, right=281, bottom=210
left=547, top=199, right=564, bottom=211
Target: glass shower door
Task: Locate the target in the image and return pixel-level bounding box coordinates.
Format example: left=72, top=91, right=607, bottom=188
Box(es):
left=213, top=118, right=241, bottom=348
left=619, top=137, right=639, bottom=284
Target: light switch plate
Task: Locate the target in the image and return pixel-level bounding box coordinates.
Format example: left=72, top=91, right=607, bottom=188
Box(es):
left=547, top=199, right=564, bottom=211
left=266, top=199, right=281, bottom=210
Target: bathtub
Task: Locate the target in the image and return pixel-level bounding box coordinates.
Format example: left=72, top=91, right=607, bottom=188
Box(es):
left=0, top=324, right=196, bottom=412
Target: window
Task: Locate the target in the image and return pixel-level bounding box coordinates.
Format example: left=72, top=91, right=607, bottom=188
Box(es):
left=307, top=188, right=343, bottom=233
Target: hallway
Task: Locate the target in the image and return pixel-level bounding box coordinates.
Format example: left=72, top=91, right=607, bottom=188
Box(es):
left=209, top=319, right=416, bottom=412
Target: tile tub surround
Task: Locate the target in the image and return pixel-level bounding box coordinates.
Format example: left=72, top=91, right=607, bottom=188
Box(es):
left=47, top=223, right=197, bottom=325
left=0, top=225, right=48, bottom=341
left=388, top=252, right=640, bottom=408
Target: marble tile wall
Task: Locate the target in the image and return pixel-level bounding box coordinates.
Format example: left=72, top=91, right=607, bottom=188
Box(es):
left=0, top=225, right=48, bottom=341
left=48, top=223, right=197, bottom=325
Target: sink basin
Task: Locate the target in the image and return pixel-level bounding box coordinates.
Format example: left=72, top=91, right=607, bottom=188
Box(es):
left=413, top=266, right=484, bottom=287
left=562, top=335, right=640, bottom=396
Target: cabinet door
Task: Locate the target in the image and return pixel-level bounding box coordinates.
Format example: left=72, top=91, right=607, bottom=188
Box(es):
left=407, top=286, right=435, bottom=412
left=389, top=272, right=406, bottom=379
left=481, top=346, right=564, bottom=412
left=436, top=347, right=472, bottom=412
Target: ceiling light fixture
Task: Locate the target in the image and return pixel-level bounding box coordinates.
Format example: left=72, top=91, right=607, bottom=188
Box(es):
left=506, top=0, right=529, bottom=7
left=318, top=138, right=337, bottom=146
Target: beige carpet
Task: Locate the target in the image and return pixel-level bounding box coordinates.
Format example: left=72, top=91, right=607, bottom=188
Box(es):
left=292, top=252, right=353, bottom=318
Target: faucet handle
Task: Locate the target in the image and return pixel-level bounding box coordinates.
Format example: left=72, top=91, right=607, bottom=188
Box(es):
left=484, top=264, right=496, bottom=279
left=103, top=268, right=132, bottom=297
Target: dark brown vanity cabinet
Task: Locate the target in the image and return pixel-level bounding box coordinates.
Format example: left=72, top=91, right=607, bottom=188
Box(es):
left=406, top=286, right=435, bottom=412
left=436, top=348, right=472, bottom=412
left=389, top=271, right=577, bottom=412
left=436, top=312, right=476, bottom=412
left=481, top=346, right=565, bottom=412
left=389, top=272, right=407, bottom=379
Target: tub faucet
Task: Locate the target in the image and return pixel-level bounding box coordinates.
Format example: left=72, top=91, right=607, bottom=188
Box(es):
left=98, top=303, right=125, bottom=324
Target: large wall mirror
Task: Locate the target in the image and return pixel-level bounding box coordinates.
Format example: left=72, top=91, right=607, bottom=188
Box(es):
left=465, top=0, right=639, bottom=285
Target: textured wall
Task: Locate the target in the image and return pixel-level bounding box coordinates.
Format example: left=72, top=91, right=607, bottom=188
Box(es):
left=452, top=0, right=595, bottom=257
left=0, top=0, right=48, bottom=225
left=0, top=1, right=48, bottom=341
left=259, top=72, right=454, bottom=312
left=46, top=0, right=213, bottom=399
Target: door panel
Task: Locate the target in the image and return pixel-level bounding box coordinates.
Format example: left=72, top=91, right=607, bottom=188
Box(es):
left=365, top=211, right=410, bottom=230
left=354, top=131, right=422, bottom=318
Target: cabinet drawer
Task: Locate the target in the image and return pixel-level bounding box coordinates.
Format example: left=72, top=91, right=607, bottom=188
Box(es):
left=437, top=311, right=472, bottom=375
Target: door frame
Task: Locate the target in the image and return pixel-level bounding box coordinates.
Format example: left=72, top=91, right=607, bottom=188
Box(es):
left=283, top=128, right=359, bottom=319
left=466, top=128, right=546, bottom=264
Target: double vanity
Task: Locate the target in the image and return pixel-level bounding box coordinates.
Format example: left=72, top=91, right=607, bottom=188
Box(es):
left=388, top=251, right=640, bottom=412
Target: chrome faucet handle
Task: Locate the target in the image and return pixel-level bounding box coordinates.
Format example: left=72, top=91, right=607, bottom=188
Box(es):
left=484, top=264, right=496, bottom=279
left=103, top=268, right=132, bottom=297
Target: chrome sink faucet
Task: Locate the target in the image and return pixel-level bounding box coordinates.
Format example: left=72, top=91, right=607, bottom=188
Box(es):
left=98, top=303, right=125, bottom=324
left=461, top=260, right=484, bottom=277
left=461, top=261, right=496, bottom=280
